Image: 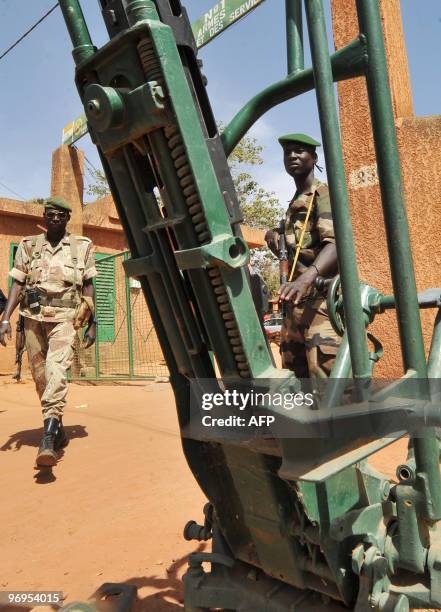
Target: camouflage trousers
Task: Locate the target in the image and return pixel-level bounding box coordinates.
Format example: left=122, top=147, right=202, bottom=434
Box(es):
left=24, top=318, right=76, bottom=420
left=280, top=298, right=341, bottom=378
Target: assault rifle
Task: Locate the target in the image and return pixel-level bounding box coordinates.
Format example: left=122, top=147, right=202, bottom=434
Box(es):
left=278, top=219, right=289, bottom=316
left=13, top=315, right=25, bottom=381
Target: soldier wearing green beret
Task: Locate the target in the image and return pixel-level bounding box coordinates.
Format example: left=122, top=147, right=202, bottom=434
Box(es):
left=0, top=197, right=97, bottom=468
left=265, top=133, right=341, bottom=378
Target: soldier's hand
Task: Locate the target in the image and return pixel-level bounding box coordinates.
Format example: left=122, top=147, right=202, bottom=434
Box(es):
left=74, top=296, right=94, bottom=330
left=0, top=320, right=12, bottom=347
left=278, top=268, right=317, bottom=306
left=264, top=230, right=280, bottom=257
left=83, top=322, right=96, bottom=349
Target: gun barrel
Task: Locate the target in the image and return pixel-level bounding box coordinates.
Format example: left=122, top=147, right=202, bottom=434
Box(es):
left=13, top=356, right=22, bottom=381
left=278, top=220, right=289, bottom=317
left=14, top=315, right=25, bottom=381
left=280, top=260, right=288, bottom=285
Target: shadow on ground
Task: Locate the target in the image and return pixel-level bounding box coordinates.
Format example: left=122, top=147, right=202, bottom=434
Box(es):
left=0, top=544, right=206, bottom=611
left=100, top=545, right=207, bottom=611
left=0, top=424, right=88, bottom=452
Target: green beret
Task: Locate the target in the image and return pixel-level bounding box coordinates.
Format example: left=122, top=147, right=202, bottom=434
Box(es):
left=278, top=133, right=321, bottom=148
left=44, top=196, right=72, bottom=212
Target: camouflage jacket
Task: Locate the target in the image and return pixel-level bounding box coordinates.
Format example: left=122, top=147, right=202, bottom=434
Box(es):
left=284, top=178, right=335, bottom=307
left=285, top=178, right=335, bottom=270
left=10, top=233, right=97, bottom=322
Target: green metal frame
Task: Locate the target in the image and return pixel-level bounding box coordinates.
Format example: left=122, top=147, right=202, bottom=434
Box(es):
left=69, top=250, right=160, bottom=381
left=124, top=251, right=135, bottom=378
left=58, top=0, right=441, bottom=609
left=286, top=0, right=304, bottom=74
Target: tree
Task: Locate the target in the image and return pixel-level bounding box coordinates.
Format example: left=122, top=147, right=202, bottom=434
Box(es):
left=229, top=133, right=283, bottom=296
left=85, top=167, right=111, bottom=198
left=229, top=133, right=283, bottom=230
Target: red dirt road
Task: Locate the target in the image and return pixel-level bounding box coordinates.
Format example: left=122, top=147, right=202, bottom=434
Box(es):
left=0, top=378, right=206, bottom=611
left=0, top=377, right=411, bottom=611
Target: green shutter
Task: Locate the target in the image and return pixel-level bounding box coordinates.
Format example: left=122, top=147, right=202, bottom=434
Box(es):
left=8, top=243, right=18, bottom=290
left=95, top=253, right=116, bottom=342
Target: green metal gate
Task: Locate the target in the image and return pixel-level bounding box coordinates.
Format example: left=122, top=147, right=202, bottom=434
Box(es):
left=58, top=0, right=441, bottom=608
left=70, top=251, right=168, bottom=381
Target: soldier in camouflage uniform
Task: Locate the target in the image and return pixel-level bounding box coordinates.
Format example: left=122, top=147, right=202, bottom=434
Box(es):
left=0, top=197, right=97, bottom=467
left=265, top=134, right=341, bottom=378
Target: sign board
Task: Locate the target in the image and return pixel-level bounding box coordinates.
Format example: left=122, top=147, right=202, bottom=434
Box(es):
left=62, top=0, right=266, bottom=144
left=62, top=113, right=88, bottom=146
left=192, top=0, right=265, bottom=48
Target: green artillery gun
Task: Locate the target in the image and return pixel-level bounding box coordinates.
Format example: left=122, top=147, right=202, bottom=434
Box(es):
left=59, top=0, right=441, bottom=609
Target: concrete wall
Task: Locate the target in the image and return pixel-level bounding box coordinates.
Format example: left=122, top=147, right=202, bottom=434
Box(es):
left=331, top=0, right=441, bottom=377
left=51, top=146, right=85, bottom=236
left=0, top=199, right=52, bottom=373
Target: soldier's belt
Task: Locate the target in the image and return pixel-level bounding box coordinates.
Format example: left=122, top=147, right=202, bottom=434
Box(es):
left=40, top=296, right=80, bottom=308
left=22, top=294, right=80, bottom=308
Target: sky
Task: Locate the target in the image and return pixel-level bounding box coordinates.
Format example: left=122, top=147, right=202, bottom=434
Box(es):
left=0, top=0, right=439, bottom=207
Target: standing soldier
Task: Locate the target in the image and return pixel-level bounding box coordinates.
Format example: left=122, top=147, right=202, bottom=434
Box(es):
left=0, top=197, right=97, bottom=467
left=265, top=133, right=341, bottom=378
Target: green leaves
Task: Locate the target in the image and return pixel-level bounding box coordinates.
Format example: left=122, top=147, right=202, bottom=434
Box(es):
left=85, top=167, right=111, bottom=198
left=228, top=132, right=283, bottom=230
left=227, top=132, right=283, bottom=297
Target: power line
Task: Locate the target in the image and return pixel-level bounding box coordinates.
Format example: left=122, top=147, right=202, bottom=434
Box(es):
left=0, top=3, right=59, bottom=63
left=0, top=180, right=26, bottom=200
left=71, top=145, right=100, bottom=175
left=84, top=156, right=100, bottom=175
left=85, top=156, right=102, bottom=176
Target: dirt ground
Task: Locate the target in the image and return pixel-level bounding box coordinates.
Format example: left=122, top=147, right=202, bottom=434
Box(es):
left=0, top=376, right=410, bottom=611
left=0, top=377, right=206, bottom=611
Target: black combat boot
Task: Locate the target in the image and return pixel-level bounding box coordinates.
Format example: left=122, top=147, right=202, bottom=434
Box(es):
left=36, top=417, right=60, bottom=467
left=54, top=418, right=68, bottom=451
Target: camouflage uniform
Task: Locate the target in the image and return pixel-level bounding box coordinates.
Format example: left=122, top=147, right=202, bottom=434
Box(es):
left=9, top=233, right=97, bottom=418
left=281, top=178, right=341, bottom=378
